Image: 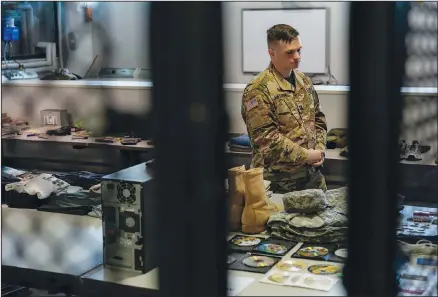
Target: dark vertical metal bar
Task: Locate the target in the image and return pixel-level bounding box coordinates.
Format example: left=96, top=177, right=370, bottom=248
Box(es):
left=345, top=2, right=409, bottom=296
left=150, top=2, right=228, bottom=297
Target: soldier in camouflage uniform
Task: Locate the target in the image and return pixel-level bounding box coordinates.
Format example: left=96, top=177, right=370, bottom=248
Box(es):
left=241, top=24, right=328, bottom=194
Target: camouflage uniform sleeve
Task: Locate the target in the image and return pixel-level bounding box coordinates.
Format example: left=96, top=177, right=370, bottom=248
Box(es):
left=241, top=88, right=309, bottom=166
left=310, top=84, right=328, bottom=152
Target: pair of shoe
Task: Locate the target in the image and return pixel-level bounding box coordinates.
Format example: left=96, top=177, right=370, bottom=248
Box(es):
left=228, top=166, right=279, bottom=234
left=399, top=140, right=423, bottom=161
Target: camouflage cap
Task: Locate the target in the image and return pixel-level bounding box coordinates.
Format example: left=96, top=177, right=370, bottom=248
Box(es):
left=282, top=189, right=328, bottom=213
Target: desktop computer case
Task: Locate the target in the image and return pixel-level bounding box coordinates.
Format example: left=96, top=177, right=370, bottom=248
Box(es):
left=101, top=163, right=157, bottom=274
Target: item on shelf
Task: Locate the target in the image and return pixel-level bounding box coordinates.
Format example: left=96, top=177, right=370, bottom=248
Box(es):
left=334, top=248, right=348, bottom=259
left=120, top=138, right=140, bottom=145
left=307, top=264, right=341, bottom=275
left=228, top=134, right=252, bottom=152
left=339, top=146, right=348, bottom=158
left=412, top=211, right=432, bottom=222
left=251, top=239, right=297, bottom=257
left=282, top=189, right=328, bottom=213
left=260, top=269, right=339, bottom=291
left=94, top=137, right=116, bottom=143
left=227, top=165, right=246, bottom=231
left=400, top=274, right=428, bottom=281
left=46, top=125, right=72, bottom=136
left=268, top=272, right=291, bottom=283
left=40, top=109, right=69, bottom=127
left=228, top=254, right=279, bottom=274
left=326, top=128, right=348, bottom=149
left=53, top=171, right=104, bottom=190
left=399, top=140, right=408, bottom=159
left=276, top=260, right=307, bottom=272
left=291, top=243, right=347, bottom=263
left=297, top=246, right=329, bottom=258
left=241, top=168, right=278, bottom=234
left=404, top=140, right=423, bottom=161
left=228, top=235, right=266, bottom=252
left=399, top=279, right=427, bottom=295
left=242, top=255, right=276, bottom=268
left=1, top=114, right=30, bottom=136
left=268, top=187, right=348, bottom=244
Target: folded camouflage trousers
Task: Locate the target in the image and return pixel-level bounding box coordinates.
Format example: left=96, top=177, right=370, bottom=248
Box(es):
left=267, top=187, right=349, bottom=243
left=270, top=226, right=347, bottom=243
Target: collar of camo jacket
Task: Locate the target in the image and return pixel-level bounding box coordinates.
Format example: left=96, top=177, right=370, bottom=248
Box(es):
left=268, top=62, right=306, bottom=93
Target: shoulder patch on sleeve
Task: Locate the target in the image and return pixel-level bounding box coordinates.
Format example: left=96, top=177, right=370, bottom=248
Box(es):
left=245, top=97, right=259, bottom=111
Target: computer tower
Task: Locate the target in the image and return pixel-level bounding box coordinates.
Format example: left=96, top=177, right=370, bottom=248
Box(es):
left=101, top=163, right=157, bottom=274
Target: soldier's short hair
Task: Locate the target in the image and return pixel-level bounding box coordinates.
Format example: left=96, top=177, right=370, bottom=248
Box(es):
left=267, top=24, right=300, bottom=46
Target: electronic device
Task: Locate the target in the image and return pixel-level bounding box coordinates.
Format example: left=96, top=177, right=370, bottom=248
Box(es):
left=3, top=70, right=39, bottom=80
left=40, top=109, right=69, bottom=127
left=2, top=16, right=38, bottom=81
left=101, top=163, right=157, bottom=274
left=2, top=16, right=19, bottom=41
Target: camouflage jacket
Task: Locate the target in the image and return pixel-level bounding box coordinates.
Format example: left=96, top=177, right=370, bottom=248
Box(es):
left=241, top=64, right=327, bottom=180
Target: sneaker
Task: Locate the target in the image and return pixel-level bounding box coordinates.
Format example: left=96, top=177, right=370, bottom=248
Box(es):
left=399, top=140, right=408, bottom=160
left=405, top=140, right=423, bottom=161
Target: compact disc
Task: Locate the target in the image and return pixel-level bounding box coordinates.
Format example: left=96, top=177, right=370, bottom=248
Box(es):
left=227, top=255, right=236, bottom=265
left=231, top=236, right=261, bottom=247
left=308, top=264, right=341, bottom=275
left=242, top=256, right=275, bottom=268
left=297, top=246, right=329, bottom=258
left=334, top=248, right=348, bottom=259
left=255, top=243, right=288, bottom=255
left=268, top=272, right=290, bottom=283
left=303, top=276, right=331, bottom=287
left=276, top=260, right=307, bottom=272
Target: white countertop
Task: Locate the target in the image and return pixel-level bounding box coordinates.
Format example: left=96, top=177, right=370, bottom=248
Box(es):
left=1, top=78, right=437, bottom=95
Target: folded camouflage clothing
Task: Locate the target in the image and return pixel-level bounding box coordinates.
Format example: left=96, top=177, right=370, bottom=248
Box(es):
left=267, top=187, right=348, bottom=243
left=326, top=128, right=348, bottom=149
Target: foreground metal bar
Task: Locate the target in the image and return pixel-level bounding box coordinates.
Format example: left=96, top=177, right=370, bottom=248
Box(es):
left=345, top=2, right=410, bottom=296
left=150, top=2, right=228, bottom=297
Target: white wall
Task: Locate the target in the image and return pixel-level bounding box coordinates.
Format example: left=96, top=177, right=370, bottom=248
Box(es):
left=58, top=2, right=349, bottom=83
left=60, top=2, right=150, bottom=77
left=0, top=85, right=348, bottom=133
left=222, top=1, right=350, bottom=85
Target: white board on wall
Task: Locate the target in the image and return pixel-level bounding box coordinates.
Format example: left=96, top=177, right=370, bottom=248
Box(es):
left=242, top=8, right=329, bottom=74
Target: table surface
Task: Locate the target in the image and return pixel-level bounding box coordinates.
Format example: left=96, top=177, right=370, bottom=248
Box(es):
left=1, top=206, right=103, bottom=276
left=81, top=237, right=346, bottom=296
left=2, top=201, right=436, bottom=296
left=2, top=128, right=436, bottom=166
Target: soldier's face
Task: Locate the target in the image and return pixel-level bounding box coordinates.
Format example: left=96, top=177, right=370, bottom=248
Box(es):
left=269, top=37, right=302, bottom=70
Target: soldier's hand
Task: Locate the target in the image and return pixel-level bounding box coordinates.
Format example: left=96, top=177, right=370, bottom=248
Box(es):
left=311, top=158, right=324, bottom=167
left=306, top=149, right=323, bottom=164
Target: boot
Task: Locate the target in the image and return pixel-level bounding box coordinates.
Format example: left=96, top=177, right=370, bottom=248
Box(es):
left=227, top=165, right=246, bottom=231
left=241, top=168, right=279, bottom=234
